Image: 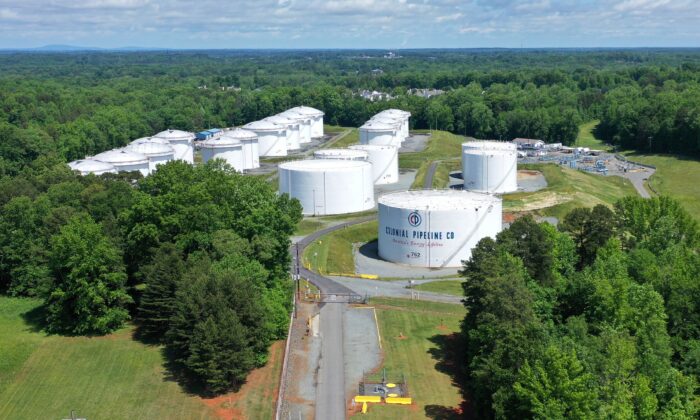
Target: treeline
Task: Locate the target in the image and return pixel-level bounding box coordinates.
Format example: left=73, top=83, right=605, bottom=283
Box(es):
left=0, top=159, right=302, bottom=394
left=2, top=51, right=700, bottom=176
left=461, top=197, right=700, bottom=418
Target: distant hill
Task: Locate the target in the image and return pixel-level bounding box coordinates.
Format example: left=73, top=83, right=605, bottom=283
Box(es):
left=0, top=45, right=167, bottom=52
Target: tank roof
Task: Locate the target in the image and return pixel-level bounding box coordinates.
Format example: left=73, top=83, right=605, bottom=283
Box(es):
left=370, top=115, right=402, bottom=126
left=288, top=106, right=324, bottom=117
left=314, top=148, right=368, bottom=159
left=125, top=141, right=174, bottom=157
left=360, top=120, right=397, bottom=132
left=92, top=148, right=149, bottom=165
left=130, top=136, right=170, bottom=146
left=68, top=159, right=116, bottom=172
left=243, top=120, right=285, bottom=132
left=279, top=159, right=370, bottom=172
left=153, top=129, right=195, bottom=141
left=221, top=128, right=257, bottom=141
left=379, top=189, right=500, bottom=211
left=278, top=110, right=311, bottom=121
left=264, top=115, right=299, bottom=127
left=200, top=136, right=243, bottom=148
left=349, top=144, right=397, bottom=152
left=462, top=140, right=516, bottom=151
left=376, top=109, right=411, bottom=118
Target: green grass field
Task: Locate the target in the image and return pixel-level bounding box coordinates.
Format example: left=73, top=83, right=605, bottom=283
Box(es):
left=302, top=220, right=378, bottom=274
left=622, top=153, right=700, bottom=221
left=0, top=296, right=281, bottom=420
left=503, top=163, right=637, bottom=220
left=402, top=131, right=466, bottom=188
left=326, top=127, right=358, bottom=148
left=363, top=298, right=467, bottom=419
left=575, top=120, right=613, bottom=151
left=413, top=280, right=464, bottom=296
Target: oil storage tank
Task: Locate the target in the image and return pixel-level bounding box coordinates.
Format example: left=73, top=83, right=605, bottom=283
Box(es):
left=199, top=136, right=244, bottom=171
left=289, top=106, right=325, bottom=138
left=92, top=149, right=150, bottom=176
left=222, top=128, right=259, bottom=170
left=243, top=120, right=287, bottom=157
left=376, top=109, right=410, bottom=139
left=461, top=141, right=518, bottom=193
left=278, top=159, right=374, bottom=216
left=359, top=120, right=400, bottom=147
left=125, top=141, right=175, bottom=173
left=68, top=159, right=117, bottom=176
left=371, top=115, right=405, bottom=144
left=313, top=148, right=368, bottom=161
left=264, top=115, right=301, bottom=151
left=279, top=110, right=312, bottom=144
left=349, top=144, right=399, bottom=185
left=378, top=190, right=502, bottom=268
left=153, top=129, right=195, bottom=164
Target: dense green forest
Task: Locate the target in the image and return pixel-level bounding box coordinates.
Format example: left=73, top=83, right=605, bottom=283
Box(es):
left=461, top=198, right=700, bottom=418
left=2, top=49, right=700, bottom=396
left=2, top=49, right=700, bottom=178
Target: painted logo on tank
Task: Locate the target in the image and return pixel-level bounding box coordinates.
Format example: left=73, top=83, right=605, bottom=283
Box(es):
left=407, top=211, right=422, bottom=227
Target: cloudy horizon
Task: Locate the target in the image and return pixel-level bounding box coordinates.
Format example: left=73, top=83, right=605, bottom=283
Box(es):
left=1, top=0, right=699, bottom=49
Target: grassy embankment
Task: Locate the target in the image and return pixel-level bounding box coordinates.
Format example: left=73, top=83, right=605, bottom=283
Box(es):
left=413, top=280, right=464, bottom=296
left=575, top=120, right=613, bottom=151
left=362, top=298, right=467, bottom=419
left=503, top=163, right=637, bottom=220
left=621, top=153, right=700, bottom=222
left=302, top=220, right=378, bottom=274
left=401, top=131, right=466, bottom=189
left=0, top=297, right=282, bottom=420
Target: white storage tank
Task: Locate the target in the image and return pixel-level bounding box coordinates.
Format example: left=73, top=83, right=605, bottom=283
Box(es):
left=289, top=106, right=325, bottom=138
left=153, top=129, right=195, bottom=164
left=125, top=141, right=175, bottom=173
left=378, top=190, right=502, bottom=268
left=370, top=115, right=405, bottom=144
left=92, top=149, right=150, bottom=176
left=243, top=120, right=287, bottom=157
left=222, top=128, right=259, bottom=170
left=461, top=141, right=518, bottom=193
left=278, top=159, right=374, bottom=216
left=349, top=144, right=399, bottom=185
left=279, top=110, right=312, bottom=144
left=199, top=136, right=245, bottom=171
left=359, top=120, right=400, bottom=147
left=377, top=109, right=410, bottom=139
left=313, top=148, right=368, bottom=161
left=264, top=115, right=301, bottom=151
left=68, top=159, right=117, bottom=176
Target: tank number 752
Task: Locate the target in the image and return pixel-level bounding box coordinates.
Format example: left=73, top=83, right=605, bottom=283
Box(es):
left=408, top=252, right=421, bottom=258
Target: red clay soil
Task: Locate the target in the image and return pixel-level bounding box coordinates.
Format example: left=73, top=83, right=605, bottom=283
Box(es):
left=201, top=340, right=285, bottom=420
left=502, top=212, right=518, bottom=223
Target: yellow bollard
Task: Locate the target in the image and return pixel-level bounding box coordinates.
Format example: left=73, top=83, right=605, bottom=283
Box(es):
left=362, top=401, right=368, bottom=414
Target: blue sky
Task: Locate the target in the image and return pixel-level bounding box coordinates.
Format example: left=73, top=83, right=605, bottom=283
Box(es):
left=0, top=0, right=698, bottom=49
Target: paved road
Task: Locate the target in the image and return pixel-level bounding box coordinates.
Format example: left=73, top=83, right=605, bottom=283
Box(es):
left=288, top=217, right=374, bottom=420
left=424, top=161, right=438, bottom=189
left=624, top=168, right=654, bottom=198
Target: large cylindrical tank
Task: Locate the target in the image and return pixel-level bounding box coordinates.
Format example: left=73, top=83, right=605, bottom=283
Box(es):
left=279, top=110, right=312, bottom=144
left=461, top=141, right=518, bottom=193
left=359, top=121, right=400, bottom=146
left=199, top=136, right=244, bottom=171
left=349, top=144, right=399, bottom=185
left=92, top=149, right=150, bottom=176
left=243, top=120, right=287, bottom=157
left=289, top=106, right=325, bottom=138
left=377, top=109, right=410, bottom=139
left=371, top=115, right=405, bottom=144
left=222, top=128, right=259, bottom=170
left=313, top=148, right=368, bottom=161
left=264, top=115, right=301, bottom=151
left=152, top=129, right=195, bottom=164
left=378, top=190, right=502, bottom=268
left=125, top=141, right=175, bottom=173
left=278, top=159, right=374, bottom=216
left=68, top=159, right=117, bottom=176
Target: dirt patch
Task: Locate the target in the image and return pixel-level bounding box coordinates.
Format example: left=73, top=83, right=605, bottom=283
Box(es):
left=436, top=324, right=450, bottom=331
left=201, top=340, right=285, bottom=420
left=511, top=192, right=572, bottom=212
left=503, top=212, right=517, bottom=223
left=518, top=169, right=542, bottom=178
